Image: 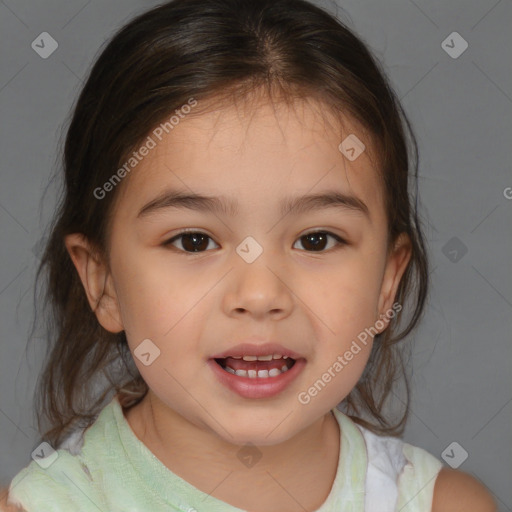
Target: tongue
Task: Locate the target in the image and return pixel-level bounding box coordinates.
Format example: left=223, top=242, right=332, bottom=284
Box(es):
left=221, top=357, right=293, bottom=372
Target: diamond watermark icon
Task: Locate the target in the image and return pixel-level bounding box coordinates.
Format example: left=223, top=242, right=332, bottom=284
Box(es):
left=236, top=443, right=263, bottom=468
left=442, top=236, right=468, bottom=263
left=31, top=32, right=59, bottom=59
left=236, top=236, right=263, bottom=264
left=441, top=441, right=468, bottom=469
left=338, top=134, right=365, bottom=161
left=441, top=32, right=468, bottom=59
left=31, top=442, right=58, bottom=469
left=134, top=338, right=161, bottom=366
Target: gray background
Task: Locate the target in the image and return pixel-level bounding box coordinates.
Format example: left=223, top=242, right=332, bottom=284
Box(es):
left=1, top=0, right=511, bottom=509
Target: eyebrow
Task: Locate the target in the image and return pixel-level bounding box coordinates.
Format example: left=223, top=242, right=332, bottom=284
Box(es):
left=137, top=189, right=370, bottom=220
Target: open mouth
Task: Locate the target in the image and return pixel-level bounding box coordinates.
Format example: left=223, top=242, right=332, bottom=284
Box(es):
left=214, top=355, right=296, bottom=379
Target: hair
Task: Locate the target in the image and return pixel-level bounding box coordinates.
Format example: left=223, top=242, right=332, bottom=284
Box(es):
left=29, top=0, right=429, bottom=448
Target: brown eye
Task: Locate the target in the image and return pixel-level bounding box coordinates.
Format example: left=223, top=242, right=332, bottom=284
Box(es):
left=164, top=231, right=218, bottom=253
left=294, top=231, right=345, bottom=252
left=163, top=230, right=346, bottom=254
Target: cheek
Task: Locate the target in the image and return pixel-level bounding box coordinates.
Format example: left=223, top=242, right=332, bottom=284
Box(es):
left=110, top=249, right=190, bottom=342
left=113, top=252, right=214, bottom=369
left=302, top=252, right=384, bottom=335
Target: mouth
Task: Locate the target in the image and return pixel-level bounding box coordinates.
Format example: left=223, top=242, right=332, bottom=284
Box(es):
left=214, top=354, right=296, bottom=379
left=208, top=343, right=306, bottom=399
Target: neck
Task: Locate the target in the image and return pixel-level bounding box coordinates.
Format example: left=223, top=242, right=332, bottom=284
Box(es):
left=123, top=392, right=341, bottom=512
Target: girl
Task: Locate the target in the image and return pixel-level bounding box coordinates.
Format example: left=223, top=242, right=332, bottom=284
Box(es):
left=2, top=0, right=496, bottom=510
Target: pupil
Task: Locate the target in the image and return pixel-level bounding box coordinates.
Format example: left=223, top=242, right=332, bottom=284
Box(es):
left=304, top=233, right=326, bottom=251
left=184, top=233, right=207, bottom=252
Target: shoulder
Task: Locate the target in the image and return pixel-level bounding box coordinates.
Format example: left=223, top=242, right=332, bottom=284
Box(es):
left=4, top=448, right=101, bottom=512
left=353, top=422, right=443, bottom=511
left=1, top=400, right=118, bottom=512
left=0, top=488, right=26, bottom=512
left=432, top=467, right=497, bottom=512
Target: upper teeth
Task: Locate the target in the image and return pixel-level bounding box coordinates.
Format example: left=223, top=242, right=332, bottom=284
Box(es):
left=230, top=354, right=288, bottom=361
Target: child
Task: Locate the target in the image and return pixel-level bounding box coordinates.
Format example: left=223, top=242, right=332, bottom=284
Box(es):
left=2, top=0, right=496, bottom=510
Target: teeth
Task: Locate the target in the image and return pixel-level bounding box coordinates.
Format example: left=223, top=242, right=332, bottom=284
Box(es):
left=222, top=362, right=291, bottom=378
left=239, top=354, right=286, bottom=361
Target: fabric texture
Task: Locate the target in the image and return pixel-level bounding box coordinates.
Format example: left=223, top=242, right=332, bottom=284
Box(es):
left=7, top=395, right=444, bottom=511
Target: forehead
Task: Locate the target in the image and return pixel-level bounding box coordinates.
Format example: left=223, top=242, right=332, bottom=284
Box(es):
left=114, top=96, right=385, bottom=221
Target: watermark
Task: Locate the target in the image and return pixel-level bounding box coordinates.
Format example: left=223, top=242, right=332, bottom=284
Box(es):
left=504, top=187, right=512, bottom=200
left=441, top=31, right=468, bottom=59
left=31, top=32, right=59, bottom=59
left=93, top=97, right=198, bottom=200
left=31, top=441, right=58, bottom=469
left=338, top=134, right=365, bottom=161
left=237, top=443, right=263, bottom=468
left=441, top=441, right=468, bottom=469
left=442, top=236, right=468, bottom=263
left=134, top=338, right=161, bottom=366
left=297, top=302, right=402, bottom=405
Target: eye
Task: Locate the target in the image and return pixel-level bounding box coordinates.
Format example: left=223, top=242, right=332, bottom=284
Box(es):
left=163, top=229, right=346, bottom=254
left=293, top=231, right=346, bottom=252
left=163, top=230, right=219, bottom=253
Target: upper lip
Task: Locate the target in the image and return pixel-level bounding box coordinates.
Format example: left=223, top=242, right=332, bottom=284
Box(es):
left=211, top=341, right=303, bottom=360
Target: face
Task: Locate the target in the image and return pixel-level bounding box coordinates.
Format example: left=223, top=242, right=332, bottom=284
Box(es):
left=67, top=96, right=410, bottom=446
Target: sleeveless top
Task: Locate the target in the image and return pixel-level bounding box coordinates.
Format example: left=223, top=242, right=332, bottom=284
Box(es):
left=7, top=394, right=444, bottom=511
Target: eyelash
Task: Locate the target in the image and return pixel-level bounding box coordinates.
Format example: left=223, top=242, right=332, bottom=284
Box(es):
left=162, top=229, right=347, bottom=254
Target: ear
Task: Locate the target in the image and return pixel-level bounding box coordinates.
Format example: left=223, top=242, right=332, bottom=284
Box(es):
left=64, top=233, right=124, bottom=333
left=376, top=232, right=412, bottom=332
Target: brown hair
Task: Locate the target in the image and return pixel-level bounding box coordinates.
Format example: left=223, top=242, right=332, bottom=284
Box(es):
left=29, top=0, right=429, bottom=448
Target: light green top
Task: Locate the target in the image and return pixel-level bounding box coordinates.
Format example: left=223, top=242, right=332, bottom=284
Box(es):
left=7, top=395, right=443, bottom=511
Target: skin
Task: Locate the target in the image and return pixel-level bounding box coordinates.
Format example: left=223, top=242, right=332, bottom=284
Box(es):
left=56, top=96, right=496, bottom=512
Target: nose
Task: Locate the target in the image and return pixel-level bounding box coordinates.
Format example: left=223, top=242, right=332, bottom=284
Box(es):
left=223, top=242, right=294, bottom=320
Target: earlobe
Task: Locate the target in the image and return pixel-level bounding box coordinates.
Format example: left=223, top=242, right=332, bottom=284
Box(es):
left=377, top=233, right=412, bottom=324
left=64, top=233, right=124, bottom=333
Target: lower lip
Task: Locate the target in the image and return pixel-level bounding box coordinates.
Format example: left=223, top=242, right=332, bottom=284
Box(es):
left=208, top=358, right=306, bottom=399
